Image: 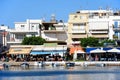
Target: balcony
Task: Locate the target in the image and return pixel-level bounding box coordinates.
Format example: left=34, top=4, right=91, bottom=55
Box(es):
left=7, top=38, right=22, bottom=44
left=10, top=29, right=38, bottom=33
left=43, top=30, right=65, bottom=33
left=114, top=27, right=120, bottom=31
left=90, top=31, right=108, bottom=33
left=72, top=29, right=86, bottom=33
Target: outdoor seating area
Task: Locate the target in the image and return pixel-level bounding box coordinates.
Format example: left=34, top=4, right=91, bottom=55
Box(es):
left=1, top=45, right=120, bottom=62
left=83, top=48, right=120, bottom=61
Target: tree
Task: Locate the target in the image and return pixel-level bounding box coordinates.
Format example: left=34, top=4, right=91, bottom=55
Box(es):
left=80, top=37, right=100, bottom=47
left=21, top=36, right=46, bottom=45
left=99, top=39, right=116, bottom=47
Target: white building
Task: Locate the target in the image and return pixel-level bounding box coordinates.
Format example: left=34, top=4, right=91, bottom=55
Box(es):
left=7, top=19, right=42, bottom=46
left=7, top=19, right=68, bottom=46
left=0, top=25, right=9, bottom=46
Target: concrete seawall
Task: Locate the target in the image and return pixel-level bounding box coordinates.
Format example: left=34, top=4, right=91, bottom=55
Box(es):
left=1, top=61, right=120, bottom=66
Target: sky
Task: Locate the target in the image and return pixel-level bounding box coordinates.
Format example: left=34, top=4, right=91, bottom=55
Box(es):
left=0, top=0, right=120, bottom=28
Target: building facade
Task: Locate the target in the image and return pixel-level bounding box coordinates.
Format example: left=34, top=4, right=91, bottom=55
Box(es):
left=7, top=18, right=68, bottom=46
left=68, top=12, right=89, bottom=45
left=68, top=9, right=120, bottom=45
left=3, top=9, right=120, bottom=48
left=7, top=19, right=42, bottom=46
left=0, top=25, right=9, bottom=47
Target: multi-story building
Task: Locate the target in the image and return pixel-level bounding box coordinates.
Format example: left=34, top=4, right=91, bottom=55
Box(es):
left=7, top=19, right=42, bottom=46
left=111, top=11, right=120, bottom=40
left=68, top=9, right=120, bottom=46
left=0, top=25, right=9, bottom=53
left=0, top=25, right=9, bottom=47
left=7, top=18, right=68, bottom=46
left=68, top=11, right=89, bottom=45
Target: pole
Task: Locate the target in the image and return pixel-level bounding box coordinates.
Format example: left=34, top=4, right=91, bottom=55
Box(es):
left=3, top=29, right=5, bottom=47
left=39, top=24, right=42, bottom=37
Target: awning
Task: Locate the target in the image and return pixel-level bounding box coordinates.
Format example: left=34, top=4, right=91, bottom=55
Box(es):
left=30, top=51, right=51, bottom=55
left=86, top=47, right=97, bottom=53
left=70, top=46, right=84, bottom=55
left=8, top=47, right=32, bottom=54
left=30, top=50, right=65, bottom=55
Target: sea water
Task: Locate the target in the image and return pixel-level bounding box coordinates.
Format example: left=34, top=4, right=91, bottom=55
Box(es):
left=0, top=66, right=120, bottom=80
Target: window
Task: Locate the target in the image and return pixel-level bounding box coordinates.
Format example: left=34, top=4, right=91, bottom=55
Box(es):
left=80, top=16, right=83, bottom=19
left=31, top=26, right=34, bottom=30
left=21, top=25, right=25, bottom=29
left=31, top=34, right=35, bottom=37
left=21, top=25, right=24, bottom=27
left=73, top=23, right=85, bottom=32
left=74, top=15, right=77, bottom=18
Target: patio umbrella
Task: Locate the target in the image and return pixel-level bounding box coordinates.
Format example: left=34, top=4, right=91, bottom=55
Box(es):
left=90, top=48, right=106, bottom=53
left=73, top=50, right=85, bottom=60
left=107, top=48, right=120, bottom=53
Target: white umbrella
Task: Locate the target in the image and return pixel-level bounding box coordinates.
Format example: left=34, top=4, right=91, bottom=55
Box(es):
left=107, top=48, right=120, bottom=53
left=73, top=50, right=85, bottom=61
left=90, top=48, right=106, bottom=53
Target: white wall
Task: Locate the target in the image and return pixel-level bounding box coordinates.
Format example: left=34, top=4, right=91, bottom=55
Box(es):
left=89, top=19, right=109, bottom=30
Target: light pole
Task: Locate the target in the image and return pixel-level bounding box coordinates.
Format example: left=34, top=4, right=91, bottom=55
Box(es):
left=3, top=29, right=5, bottom=48
left=39, top=24, right=42, bottom=37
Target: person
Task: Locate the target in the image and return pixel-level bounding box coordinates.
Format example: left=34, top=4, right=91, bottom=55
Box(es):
left=95, top=55, right=99, bottom=61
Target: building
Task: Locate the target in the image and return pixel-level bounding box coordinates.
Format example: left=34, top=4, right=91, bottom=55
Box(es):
left=7, top=16, right=68, bottom=45
left=68, top=9, right=120, bottom=46
left=0, top=25, right=9, bottom=54
left=7, top=19, right=42, bottom=46
left=68, top=11, right=89, bottom=45
left=112, top=11, right=120, bottom=40
left=0, top=25, right=9, bottom=47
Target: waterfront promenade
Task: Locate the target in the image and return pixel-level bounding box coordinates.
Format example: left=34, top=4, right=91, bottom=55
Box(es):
left=1, top=61, right=120, bottom=66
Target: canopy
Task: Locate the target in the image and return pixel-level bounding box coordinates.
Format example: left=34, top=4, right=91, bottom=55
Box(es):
left=70, top=46, right=84, bottom=55
left=30, top=50, right=65, bottom=55
left=107, top=48, right=120, bottom=53
left=8, top=47, right=32, bottom=54
left=90, top=48, right=106, bottom=53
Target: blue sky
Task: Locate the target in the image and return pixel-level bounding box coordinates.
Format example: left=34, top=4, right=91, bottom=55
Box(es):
left=0, top=0, right=120, bottom=28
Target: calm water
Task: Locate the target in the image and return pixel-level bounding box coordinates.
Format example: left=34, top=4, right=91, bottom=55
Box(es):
left=1, top=65, right=120, bottom=80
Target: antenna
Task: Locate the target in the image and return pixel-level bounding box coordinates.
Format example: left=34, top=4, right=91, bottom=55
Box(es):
left=41, top=14, right=46, bottom=22
left=106, top=6, right=110, bottom=10
left=99, top=6, right=102, bottom=10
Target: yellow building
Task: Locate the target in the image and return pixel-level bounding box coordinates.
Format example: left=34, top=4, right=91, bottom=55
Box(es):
left=68, top=11, right=89, bottom=45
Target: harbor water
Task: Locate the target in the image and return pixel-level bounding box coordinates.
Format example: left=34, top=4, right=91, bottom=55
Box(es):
left=1, top=65, right=120, bottom=80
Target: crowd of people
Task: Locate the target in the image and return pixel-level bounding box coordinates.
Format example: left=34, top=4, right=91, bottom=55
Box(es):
left=0, top=54, right=63, bottom=62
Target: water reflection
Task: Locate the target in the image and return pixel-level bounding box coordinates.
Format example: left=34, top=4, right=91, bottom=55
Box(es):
left=0, top=66, right=120, bottom=80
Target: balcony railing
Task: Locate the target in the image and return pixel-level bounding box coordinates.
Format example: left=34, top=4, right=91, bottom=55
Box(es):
left=114, top=27, right=120, bottom=31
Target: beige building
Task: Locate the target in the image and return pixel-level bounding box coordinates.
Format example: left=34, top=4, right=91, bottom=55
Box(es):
left=68, top=11, right=89, bottom=45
